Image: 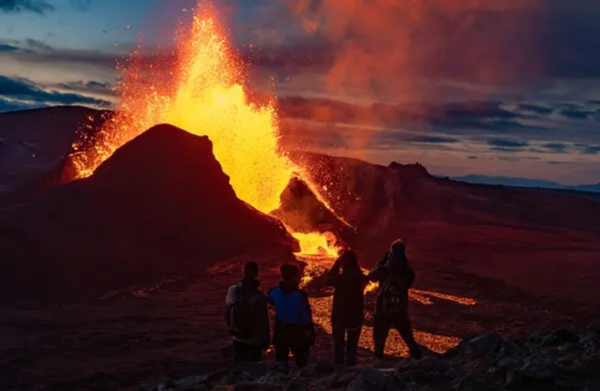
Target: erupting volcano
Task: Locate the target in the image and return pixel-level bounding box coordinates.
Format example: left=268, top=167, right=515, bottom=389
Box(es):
left=71, top=11, right=341, bottom=257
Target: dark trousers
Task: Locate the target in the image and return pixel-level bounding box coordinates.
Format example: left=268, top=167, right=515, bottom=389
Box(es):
left=273, top=322, right=311, bottom=368
left=333, top=327, right=361, bottom=366
left=233, top=341, right=262, bottom=363
left=373, top=313, right=422, bottom=359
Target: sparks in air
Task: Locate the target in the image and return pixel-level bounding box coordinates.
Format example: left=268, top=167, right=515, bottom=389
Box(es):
left=71, top=11, right=339, bottom=255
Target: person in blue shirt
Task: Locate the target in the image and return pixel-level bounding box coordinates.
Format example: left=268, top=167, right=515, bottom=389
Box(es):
left=268, top=264, right=315, bottom=368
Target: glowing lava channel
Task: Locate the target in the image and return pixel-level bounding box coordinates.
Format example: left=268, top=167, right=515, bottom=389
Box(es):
left=72, top=11, right=339, bottom=256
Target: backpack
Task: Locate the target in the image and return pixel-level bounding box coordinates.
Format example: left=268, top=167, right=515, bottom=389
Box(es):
left=226, top=287, right=254, bottom=337
left=378, top=277, right=408, bottom=316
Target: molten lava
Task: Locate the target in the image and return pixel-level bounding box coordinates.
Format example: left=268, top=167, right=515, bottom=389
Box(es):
left=292, top=231, right=340, bottom=257
left=73, top=14, right=293, bottom=213
left=72, top=11, right=342, bottom=256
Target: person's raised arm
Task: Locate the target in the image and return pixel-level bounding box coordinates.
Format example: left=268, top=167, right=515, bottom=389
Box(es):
left=367, top=253, right=390, bottom=282
left=325, top=256, right=343, bottom=287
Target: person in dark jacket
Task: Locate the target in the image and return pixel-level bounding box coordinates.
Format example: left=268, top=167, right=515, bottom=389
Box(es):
left=326, top=249, right=368, bottom=366
left=268, top=264, right=314, bottom=368
left=368, top=239, right=422, bottom=360
left=225, top=261, right=270, bottom=363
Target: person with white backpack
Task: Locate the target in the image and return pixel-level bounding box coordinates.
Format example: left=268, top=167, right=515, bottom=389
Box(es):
left=225, top=262, right=270, bottom=363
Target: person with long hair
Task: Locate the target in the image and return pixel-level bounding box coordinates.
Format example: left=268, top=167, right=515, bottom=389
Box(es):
left=368, top=239, right=422, bottom=360
left=327, top=249, right=368, bottom=366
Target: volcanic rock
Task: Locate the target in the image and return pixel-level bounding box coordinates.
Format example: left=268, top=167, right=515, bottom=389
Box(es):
left=269, top=176, right=350, bottom=235
left=0, top=124, right=297, bottom=301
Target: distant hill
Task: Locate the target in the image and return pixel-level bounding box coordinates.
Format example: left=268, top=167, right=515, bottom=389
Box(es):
left=451, top=174, right=600, bottom=193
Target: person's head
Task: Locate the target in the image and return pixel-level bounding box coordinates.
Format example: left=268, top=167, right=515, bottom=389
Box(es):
left=388, top=239, right=408, bottom=270
left=280, top=264, right=300, bottom=283
left=243, top=261, right=259, bottom=280
left=338, top=249, right=359, bottom=271
left=390, top=239, right=406, bottom=257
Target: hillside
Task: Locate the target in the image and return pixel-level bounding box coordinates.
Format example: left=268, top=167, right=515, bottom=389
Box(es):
left=0, top=106, right=599, bottom=389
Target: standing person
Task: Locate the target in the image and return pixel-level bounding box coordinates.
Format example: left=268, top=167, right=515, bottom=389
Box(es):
left=225, top=261, right=270, bottom=363
left=368, top=239, right=422, bottom=360
left=268, top=264, right=315, bottom=368
left=326, top=250, right=368, bottom=366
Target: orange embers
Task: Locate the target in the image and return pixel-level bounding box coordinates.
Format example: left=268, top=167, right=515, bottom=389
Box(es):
left=72, top=12, right=294, bottom=213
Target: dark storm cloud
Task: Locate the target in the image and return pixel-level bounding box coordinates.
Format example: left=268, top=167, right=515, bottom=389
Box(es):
left=0, top=0, right=54, bottom=13
left=0, top=74, right=110, bottom=106
left=486, top=139, right=529, bottom=148
left=518, top=103, right=554, bottom=115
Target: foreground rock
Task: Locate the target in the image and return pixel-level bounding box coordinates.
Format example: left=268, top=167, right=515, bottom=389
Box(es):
left=142, top=328, right=600, bottom=391
left=0, top=124, right=297, bottom=301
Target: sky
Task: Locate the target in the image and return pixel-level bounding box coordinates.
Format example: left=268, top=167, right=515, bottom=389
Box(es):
left=1, top=0, right=600, bottom=185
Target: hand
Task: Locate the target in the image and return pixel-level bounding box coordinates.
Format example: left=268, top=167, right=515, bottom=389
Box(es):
left=333, top=257, right=343, bottom=269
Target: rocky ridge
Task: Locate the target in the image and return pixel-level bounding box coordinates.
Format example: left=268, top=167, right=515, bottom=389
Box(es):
left=142, top=328, right=600, bottom=391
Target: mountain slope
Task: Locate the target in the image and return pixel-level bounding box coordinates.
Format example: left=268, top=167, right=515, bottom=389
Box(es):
left=0, top=124, right=297, bottom=301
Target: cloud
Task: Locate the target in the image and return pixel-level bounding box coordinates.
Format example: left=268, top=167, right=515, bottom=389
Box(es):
left=542, top=142, right=569, bottom=153
left=0, top=44, right=19, bottom=53
left=560, top=108, right=592, bottom=120
left=486, top=139, right=529, bottom=148
left=0, top=74, right=110, bottom=106
left=278, top=96, right=531, bottom=133
left=57, top=80, right=113, bottom=97
left=577, top=144, right=600, bottom=155
left=518, top=103, right=554, bottom=115
left=0, top=96, right=47, bottom=112
left=403, top=135, right=458, bottom=144
left=0, top=0, right=54, bottom=14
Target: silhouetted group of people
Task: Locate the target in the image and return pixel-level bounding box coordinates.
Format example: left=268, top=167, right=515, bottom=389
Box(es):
left=225, top=239, right=421, bottom=368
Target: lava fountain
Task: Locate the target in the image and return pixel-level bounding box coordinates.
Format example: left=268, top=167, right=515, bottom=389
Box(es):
left=72, top=10, right=339, bottom=256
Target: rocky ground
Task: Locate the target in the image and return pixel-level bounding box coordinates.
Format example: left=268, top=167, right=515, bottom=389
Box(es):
left=143, top=328, right=600, bottom=391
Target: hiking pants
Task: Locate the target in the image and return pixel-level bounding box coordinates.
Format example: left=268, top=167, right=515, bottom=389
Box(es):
left=273, top=322, right=311, bottom=368
left=333, top=327, right=361, bottom=366
left=373, top=312, right=421, bottom=359
left=233, top=341, right=262, bottom=363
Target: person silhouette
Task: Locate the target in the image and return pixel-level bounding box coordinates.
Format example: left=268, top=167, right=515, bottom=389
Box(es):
left=225, top=261, right=270, bottom=363
left=326, top=249, right=368, bottom=366
left=268, top=264, right=315, bottom=368
left=368, top=239, right=422, bottom=360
